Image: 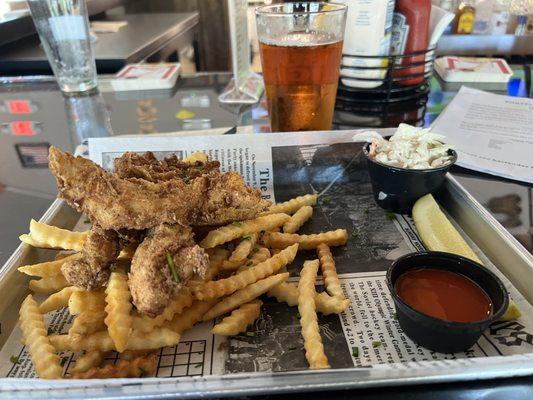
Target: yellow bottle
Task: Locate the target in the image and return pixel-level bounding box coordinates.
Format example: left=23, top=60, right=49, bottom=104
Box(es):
left=454, top=1, right=476, bottom=34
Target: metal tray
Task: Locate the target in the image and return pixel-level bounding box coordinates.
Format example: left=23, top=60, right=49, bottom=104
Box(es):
left=0, top=137, right=532, bottom=399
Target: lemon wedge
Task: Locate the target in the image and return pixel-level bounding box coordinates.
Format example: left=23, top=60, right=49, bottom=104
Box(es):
left=499, top=302, right=522, bottom=321
left=412, top=194, right=481, bottom=262
left=412, top=193, right=521, bottom=321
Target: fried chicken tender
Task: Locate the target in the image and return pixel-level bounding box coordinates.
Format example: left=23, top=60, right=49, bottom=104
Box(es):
left=49, top=147, right=208, bottom=231
left=129, top=224, right=209, bottom=317
left=49, top=147, right=268, bottom=314
left=197, top=171, right=271, bottom=226
left=61, top=225, right=120, bottom=290
left=114, top=152, right=271, bottom=226
left=114, top=152, right=220, bottom=183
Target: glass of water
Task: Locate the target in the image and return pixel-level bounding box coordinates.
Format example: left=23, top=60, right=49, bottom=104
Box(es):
left=27, top=0, right=97, bottom=92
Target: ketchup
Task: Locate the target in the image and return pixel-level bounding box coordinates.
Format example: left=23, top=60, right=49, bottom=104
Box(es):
left=395, top=269, right=493, bottom=323
left=392, top=0, right=431, bottom=86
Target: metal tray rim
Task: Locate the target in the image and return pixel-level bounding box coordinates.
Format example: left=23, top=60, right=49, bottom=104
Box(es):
left=0, top=353, right=532, bottom=397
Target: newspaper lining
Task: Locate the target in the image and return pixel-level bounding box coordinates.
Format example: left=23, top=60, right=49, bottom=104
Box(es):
left=1, top=130, right=532, bottom=381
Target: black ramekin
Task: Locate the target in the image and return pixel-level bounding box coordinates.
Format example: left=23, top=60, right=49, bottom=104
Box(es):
left=386, top=251, right=509, bottom=354
left=363, top=143, right=457, bottom=214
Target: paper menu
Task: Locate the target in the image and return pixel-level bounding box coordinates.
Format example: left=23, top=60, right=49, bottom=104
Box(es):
left=430, top=87, right=533, bottom=184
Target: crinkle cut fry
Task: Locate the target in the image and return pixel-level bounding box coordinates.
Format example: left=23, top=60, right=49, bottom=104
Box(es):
left=182, top=152, right=208, bottom=164
left=132, top=289, right=194, bottom=333
left=18, top=253, right=80, bottom=277
left=237, top=246, right=271, bottom=272
left=104, top=267, right=133, bottom=352
left=317, top=243, right=345, bottom=299
left=262, top=194, right=318, bottom=215
left=203, top=247, right=230, bottom=281
left=70, top=351, right=106, bottom=373
left=19, top=220, right=88, bottom=251
left=220, top=258, right=246, bottom=272
left=298, top=260, right=329, bottom=369
left=166, top=299, right=218, bottom=334
left=70, top=353, right=157, bottom=379
left=267, top=282, right=349, bottom=315
left=191, top=244, right=298, bottom=300
left=69, top=290, right=106, bottom=315
left=228, top=233, right=258, bottom=263
left=263, top=229, right=348, bottom=250
left=39, top=286, right=81, bottom=313
left=211, top=300, right=262, bottom=336
left=283, top=206, right=313, bottom=234
left=50, top=328, right=180, bottom=352
left=19, top=295, right=63, bottom=379
left=69, top=310, right=107, bottom=336
left=202, top=272, right=289, bottom=321
left=200, top=213, right=290, bottom=248
left=29, top=275, right=69, bottom=295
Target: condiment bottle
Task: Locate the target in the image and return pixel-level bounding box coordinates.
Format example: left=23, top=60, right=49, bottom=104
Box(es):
left=489, top=0, right=510, bottom=35
left=454, top=1, right=476, bottom=34
left=391, top=0, right=431, bottom=86
left=339, top=0, right=396, bottom=89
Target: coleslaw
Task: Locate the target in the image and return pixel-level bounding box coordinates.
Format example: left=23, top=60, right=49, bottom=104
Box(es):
left=353, top=124, right=453, bottom=169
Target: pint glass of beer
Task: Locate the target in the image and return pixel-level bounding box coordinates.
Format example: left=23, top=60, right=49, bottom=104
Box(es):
left=256, top=2, right=347, bottom=132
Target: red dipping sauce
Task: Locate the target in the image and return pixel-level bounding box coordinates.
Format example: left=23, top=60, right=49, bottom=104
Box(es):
left=395, top=269, right=492, bottom=323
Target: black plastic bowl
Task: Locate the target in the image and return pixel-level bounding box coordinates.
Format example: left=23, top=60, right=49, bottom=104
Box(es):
left=363, top=143, right=457, bottom=214
left=387, top=252, right=509, bottom=354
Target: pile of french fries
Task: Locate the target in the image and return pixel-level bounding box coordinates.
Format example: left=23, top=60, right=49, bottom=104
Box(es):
left=17, top=193, right=350, bottom=378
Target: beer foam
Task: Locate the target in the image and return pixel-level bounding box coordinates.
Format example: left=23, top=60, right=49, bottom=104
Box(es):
left=260, top=31, right=340, bottom=47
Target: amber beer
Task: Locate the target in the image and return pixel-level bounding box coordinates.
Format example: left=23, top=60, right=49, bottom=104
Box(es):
left=260, top=37, right=343, bottom=132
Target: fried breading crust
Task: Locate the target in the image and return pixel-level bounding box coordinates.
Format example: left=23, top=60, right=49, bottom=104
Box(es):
left=61, top=225, right=119, bottom=290
left=114, top=152, right=271, bottom=226
left=196, top=171, right=271, bottom=226
left=114, top=152, right=220, bottom=182
left=129, top=224, right=208, bottom=317
left=49, top=147, right=208, bottom=231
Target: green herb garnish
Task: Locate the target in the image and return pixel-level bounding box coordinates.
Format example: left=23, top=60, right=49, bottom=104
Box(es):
left=166, top=252, right=180, bottom=282
left=232, top=221, right=243, bottom=227
left=183, top=177, right=190, bottom=184
left=60, top=357, right=67, bottom=366
left=296, top=313, right=301, bottom=319
left=351, top=231, right=359, bottom=238
left=322, top=196, right=331, bottom=205
left=385, top=212, right=396, bottom=221
left=195, top=363, right=203, bottom=368
left=372, top=341, right=382, bottom=348
left=351, top=346, right=359, bottom=357
left=245, top=332, right=255, bottom=337
left=10, top=355, right=19, bottom=364
left=242, top=235, right=252, bottom=240
left=363, top=208, right=369, bottom=215
left=392, top=313, right=398, bottom=320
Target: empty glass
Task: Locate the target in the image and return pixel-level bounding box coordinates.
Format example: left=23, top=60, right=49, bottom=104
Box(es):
left=27, top=0, right=97, bottom=92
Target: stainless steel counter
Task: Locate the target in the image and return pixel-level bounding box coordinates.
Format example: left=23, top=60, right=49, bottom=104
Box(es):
left=0, top=12, right=199, bottom=74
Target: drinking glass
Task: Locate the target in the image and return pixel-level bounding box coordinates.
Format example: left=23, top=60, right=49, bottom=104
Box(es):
left=27, top=0, right=97, bottom=92
left=256, top=2, right=347, bottom=132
